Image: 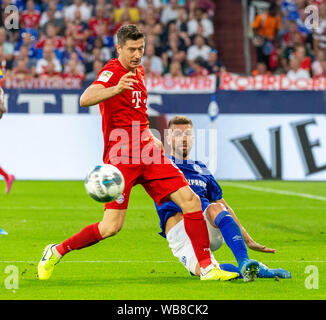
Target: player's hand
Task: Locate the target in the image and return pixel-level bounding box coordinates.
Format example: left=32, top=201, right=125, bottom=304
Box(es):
left=247, top=240, right=276, bottom=253
left=115, top=72, right=138, bottom=94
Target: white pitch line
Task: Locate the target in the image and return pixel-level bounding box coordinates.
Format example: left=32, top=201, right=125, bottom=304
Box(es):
left=0, top=260, right=325, bottom=264
left=0, top=205, right=156, bottom=211
left=63, top=260, right=176, bottom=263
left=222, top=182, right=326, bottom=202
left=0, top=260, right=177, bottom=264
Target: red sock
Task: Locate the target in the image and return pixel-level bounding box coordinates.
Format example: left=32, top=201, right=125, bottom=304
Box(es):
left=0, top=167, right=9, bottom=180
left=183, top=210, right=212, bottom=269
left=56, top=222, right=103, bottom=256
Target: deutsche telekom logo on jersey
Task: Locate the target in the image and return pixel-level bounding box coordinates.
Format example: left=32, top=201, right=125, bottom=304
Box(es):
left=132, top=91, right=142, bottom=109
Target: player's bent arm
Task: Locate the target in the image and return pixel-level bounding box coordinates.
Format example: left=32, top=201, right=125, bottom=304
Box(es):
left=80, top=84, right=120, bottom=107
left=80, top=72, right=139, bottom=107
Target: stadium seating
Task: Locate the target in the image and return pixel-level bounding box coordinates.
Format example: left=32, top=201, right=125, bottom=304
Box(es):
left=0, top=0, right=220, bottom=88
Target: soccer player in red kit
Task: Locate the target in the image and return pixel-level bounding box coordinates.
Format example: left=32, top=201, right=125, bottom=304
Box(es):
left=37, top=25, right=238, bottom=281
left=0, top=166, right=14, bottom=194
left=0, top=87, right=15, bottom=194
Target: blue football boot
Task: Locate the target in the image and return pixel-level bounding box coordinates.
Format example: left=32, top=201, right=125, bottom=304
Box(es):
left=240, top=259, right=260, bottom=282
left=258, top=262, right=292, bottom=279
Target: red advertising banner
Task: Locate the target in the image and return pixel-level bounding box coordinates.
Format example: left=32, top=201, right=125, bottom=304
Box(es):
left=220, top=72, right=326, bottom=91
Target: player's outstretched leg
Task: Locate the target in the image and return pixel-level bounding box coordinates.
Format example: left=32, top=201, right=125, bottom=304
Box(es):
left=37, top=210, right=125, bottom=280
left=211, top=206, right=259, bottom=282
left=37, top=222, right=103, bottom=280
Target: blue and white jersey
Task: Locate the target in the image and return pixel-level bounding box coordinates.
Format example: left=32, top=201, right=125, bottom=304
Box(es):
left=155, top=155, right=223, bottom=238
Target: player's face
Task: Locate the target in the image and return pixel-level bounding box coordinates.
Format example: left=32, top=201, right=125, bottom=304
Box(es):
left=168, top=124, right=194, bottom=159
left=116, top=38, right=145, bottom=71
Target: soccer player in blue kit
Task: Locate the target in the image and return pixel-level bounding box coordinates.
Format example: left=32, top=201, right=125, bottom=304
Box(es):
left=155, top=115, right=291, bottom=281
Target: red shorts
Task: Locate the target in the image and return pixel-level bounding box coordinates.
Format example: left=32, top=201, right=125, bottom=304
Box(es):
left=104, top=154, right=189, bottom=210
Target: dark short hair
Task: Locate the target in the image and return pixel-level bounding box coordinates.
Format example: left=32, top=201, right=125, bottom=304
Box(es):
left=194, top=56, right=205, bottom=67
left=117, top=24, right=145, bottom=47
left=168, top=115, right=193, bottom=128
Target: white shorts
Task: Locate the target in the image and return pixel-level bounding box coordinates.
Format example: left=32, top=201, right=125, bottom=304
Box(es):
left=166, top=206, right=224, bottom=275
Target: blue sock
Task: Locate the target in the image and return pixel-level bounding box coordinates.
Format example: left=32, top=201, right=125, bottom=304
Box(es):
left=214, top=211, right=249, bottom=267
left=220, top=263, right=242, bottom=279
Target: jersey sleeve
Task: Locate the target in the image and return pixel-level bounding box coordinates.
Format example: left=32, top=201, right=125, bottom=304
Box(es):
left=92, top=68, right=116, bottom=88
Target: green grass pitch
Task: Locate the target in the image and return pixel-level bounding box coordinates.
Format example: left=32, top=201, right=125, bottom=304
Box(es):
left=0, top=180, right=325, bottom=300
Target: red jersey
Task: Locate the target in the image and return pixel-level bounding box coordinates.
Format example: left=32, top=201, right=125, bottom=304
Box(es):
left=21, top=11, right=41, bottom=29
left=36, top=36, right=66, bottom=51
left=92, top=58, right=150, bottom=164
left=88, top=17, right=111, bottom=37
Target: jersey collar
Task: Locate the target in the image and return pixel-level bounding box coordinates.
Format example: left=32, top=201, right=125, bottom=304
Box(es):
left=168, top=154, right=196, bottom=165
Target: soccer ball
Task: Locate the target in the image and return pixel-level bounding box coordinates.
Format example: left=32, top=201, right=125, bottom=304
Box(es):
left=84, top=164, right=124, bottom=203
